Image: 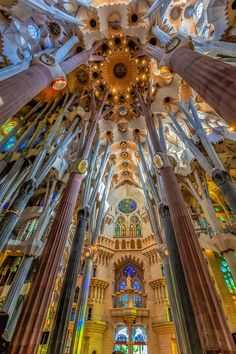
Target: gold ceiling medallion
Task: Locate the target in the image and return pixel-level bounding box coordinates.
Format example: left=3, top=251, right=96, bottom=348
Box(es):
left=103, top=46, right=137, bottom=98
left=90, top=36, right=150, bottom=105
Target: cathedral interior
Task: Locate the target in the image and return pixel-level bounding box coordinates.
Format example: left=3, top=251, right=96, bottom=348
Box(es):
left=0, top=0, right=236, bottom=353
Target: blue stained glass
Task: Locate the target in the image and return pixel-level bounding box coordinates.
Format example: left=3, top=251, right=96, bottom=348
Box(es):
left=132, top=279, right=141, bottom=291
left=2, top=136, right=17, bottom=152
left=115, top=326, right=129, bottom=342
left=118, top=198, right=137, bottom=214
left=115, top=224, right=120, bottom=236
left=123, top=264, right=136, bottom=277
left=119, top=279, right=127, bottom=291
left=132, top=326, right=147, bottom=343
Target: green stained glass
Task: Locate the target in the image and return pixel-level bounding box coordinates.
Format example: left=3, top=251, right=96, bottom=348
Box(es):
left=220, top=258, right=236, bottom=293
left=117, top=216, right=125, bottom=224
left=118, top=198, right=137, bottom=214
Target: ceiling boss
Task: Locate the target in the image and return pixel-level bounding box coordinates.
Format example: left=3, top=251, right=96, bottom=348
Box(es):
left=90, top=36, right=150, bottom=105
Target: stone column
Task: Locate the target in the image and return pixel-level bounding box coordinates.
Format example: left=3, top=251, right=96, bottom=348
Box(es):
left=10, top=172, right=84, bottom=354
left=212, top=169, right=236, bottom=213
left=168, top=45, right=236, bottom=126
left=143, top=99, right=236, bottom=351
left=0, top=179, right=36, bottom=252
left=160, top=165, right=236, bottom=353
left=70, top=255, right=94, bottom=354
left=0, top=64, right=53, bottom=124
left=159, top=203, right=202, bottom=354
left=47, top=207, right=90, bottom=354
left=2, top=256, right=33, bottom=322
left=10, top=90, right=106, bottom=353
left=0, top=44, right=98, bottom=124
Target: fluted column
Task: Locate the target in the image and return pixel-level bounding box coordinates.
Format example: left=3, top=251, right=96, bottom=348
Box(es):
left=47, top=207, right=90, bottom=354
left=2, top=257, right=33, bottom=323
left=0, top=64, right=53, bottom=124
left=0, top=44, right=99, bottom=124
left=160, top=165, right=235, bottom=353
left=141, top=94, right=236, bottom=351
left=70, top=256, right=93, bottom=354
left=159, top=203, right=202, bottom=354
left=169, top=46, right=236, bottom=126
left=10, top=172, right=84, bottom=354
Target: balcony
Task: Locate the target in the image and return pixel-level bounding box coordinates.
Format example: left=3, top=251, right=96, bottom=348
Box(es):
left=111, top=290, right=149, bottom=320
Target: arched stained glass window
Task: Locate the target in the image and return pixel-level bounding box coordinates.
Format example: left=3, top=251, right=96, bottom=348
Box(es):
left=132, top=279, right=141, bottom=291
left=115, top=325, right=129, bottom=343
left=115, top=224, right=120, bottom=236
left=220, top=259, right=236, bottom=293
left=130, top=223, right=135, bottom=236
left=121, top=224, right=126, bottom=236
left=118, top=198, right=137, bottom=214
left=123, top=264, right=136, bottom=277
left=119, top=279, right=127, bottom=291
left=132, top=325, right=147, bottom=343
left=136, top=224, right=141, bottom=236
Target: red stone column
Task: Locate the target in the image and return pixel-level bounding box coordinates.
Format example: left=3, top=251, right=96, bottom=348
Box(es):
left=10, top=172, right=83, bottom=354
left=169, top=47, right=236, bottom=126
left=160, top=165, right=236, bottom=353
left=144, top=107, right=236, bottom=352
left=0, top=64, right=52, bottom=124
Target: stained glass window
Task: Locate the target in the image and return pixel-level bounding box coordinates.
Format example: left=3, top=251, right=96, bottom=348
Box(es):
left=123, top=264, right=136, bottom=277
left=115, top=224, right=120, bottom=236
left=2, top=136, right=17, bottom=152
left=220, top=259, right=236, bottom=293
left=136, top=224, right=141, bottom=236
left=115, top=325, right=129, bottom=343
left=117, top=215, right=125, bottom=224
left=118, top=198, right=137, bottom=214
left=121, top=224, right=126, bottom=236
left=130, top=224, right=135, bottom=236
left=119, top=279, right=127, bottom=291
left=132, top=279, right=141, bottom=291
left=132, top=326, right=147, bottom=343
left=28, top=24, right=39, bottom=40
left=1, top=120, right=17, bottom=135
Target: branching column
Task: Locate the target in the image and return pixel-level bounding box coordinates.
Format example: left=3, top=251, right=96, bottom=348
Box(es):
left=10, top=172, right=84, bottom=354
left=47, top=207, right=90, bottom=354
left=139, top=91, right=236, bottom=352
left=10, top=93, right=107, bottom=354
left=160, top=165, right=235, bottom=353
